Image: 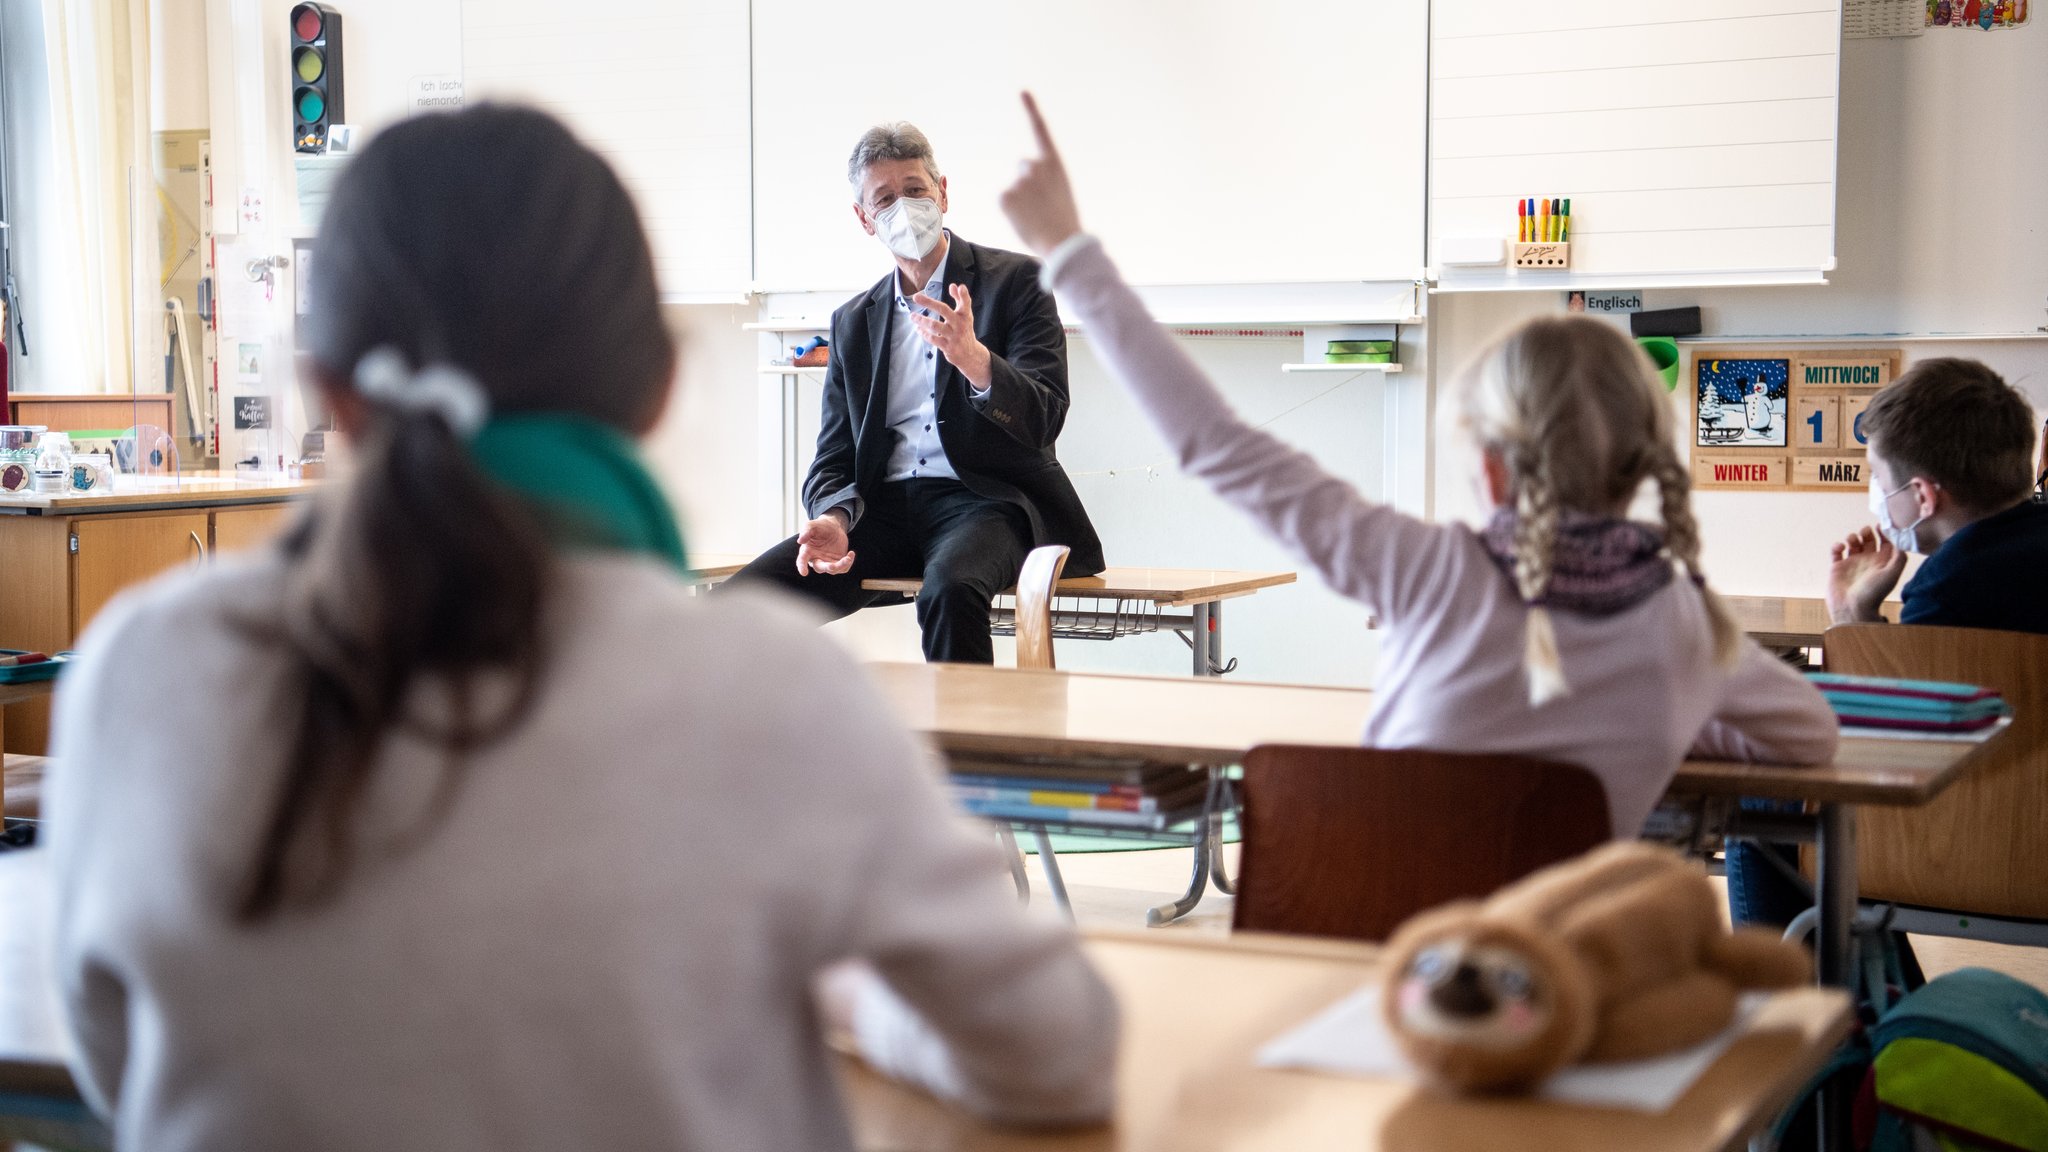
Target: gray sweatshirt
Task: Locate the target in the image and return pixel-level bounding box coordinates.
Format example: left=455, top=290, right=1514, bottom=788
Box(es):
left=45, top=551, right=1117, bottom=1150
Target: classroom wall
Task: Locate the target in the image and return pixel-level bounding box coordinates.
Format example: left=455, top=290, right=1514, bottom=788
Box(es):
left=1429, top=30, right=2048, bottom=598
left=643, top=304, right=762, bottom=555
left=727, top=334, right=1391, bottom=686
left=149, top=0, right=211, bottom=131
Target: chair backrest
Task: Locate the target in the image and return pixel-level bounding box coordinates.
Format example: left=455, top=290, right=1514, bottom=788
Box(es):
left=1014, top=545, right=1071, bottom=671
left=1823, top=623, right=2048, bottom=919
left=1232, top=745, right=1611, bottom=942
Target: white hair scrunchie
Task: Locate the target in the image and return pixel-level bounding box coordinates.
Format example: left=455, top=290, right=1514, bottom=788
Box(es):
left=353, top=346, right=491, bottom=438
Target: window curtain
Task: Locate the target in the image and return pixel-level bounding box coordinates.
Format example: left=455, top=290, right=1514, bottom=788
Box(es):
left=30, top=0, right=152, bottom=394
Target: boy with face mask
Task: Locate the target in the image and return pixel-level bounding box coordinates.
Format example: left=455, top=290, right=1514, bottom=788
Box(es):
left=1730, top=359, right=2047, bottom=937
left=1826, top=358, right=2048, bottom=634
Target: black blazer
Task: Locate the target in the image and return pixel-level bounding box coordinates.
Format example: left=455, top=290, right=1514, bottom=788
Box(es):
left=802, top=235, right=1105, bottom=575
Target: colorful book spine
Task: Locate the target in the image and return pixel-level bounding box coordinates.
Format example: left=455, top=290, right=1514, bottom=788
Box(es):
left=952, top=785, right=1162, bottom=813
left=954, top=798, right=1195, bottom=830
left=951, top=774, right=1150, bottom=799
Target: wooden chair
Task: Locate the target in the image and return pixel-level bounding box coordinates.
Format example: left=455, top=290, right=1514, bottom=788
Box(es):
left=1012, top=545, right=1071, bottom=671
left=1823, top=624, right=2048, bottom=940
left=1232, top=745, right=1611, bottom=942
left=998, top=545, right=1074, bottom=911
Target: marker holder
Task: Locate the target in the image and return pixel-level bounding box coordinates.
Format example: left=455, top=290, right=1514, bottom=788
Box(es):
left=1512, top=242, right=1571, bottom=270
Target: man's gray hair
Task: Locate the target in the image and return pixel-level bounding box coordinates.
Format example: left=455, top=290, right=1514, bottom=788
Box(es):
left=847, top=122, right=942, bottom=190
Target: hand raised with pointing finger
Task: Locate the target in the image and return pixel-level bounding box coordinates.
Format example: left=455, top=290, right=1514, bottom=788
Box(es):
left=999, top=91, right=1084, bottom=258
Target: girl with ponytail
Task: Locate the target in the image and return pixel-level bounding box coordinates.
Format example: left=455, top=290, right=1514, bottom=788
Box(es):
left=1001, top=93, right=1837, bottom=839
left=46, top=105, right=1114, bottom=1150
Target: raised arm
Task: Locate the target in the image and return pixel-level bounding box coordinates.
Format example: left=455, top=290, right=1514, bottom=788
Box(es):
left=1000, top=94, right=1453, bottom=619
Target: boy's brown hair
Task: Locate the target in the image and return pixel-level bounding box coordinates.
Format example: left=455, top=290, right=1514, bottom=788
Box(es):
left=1861, top=358, right=2036, bottom=513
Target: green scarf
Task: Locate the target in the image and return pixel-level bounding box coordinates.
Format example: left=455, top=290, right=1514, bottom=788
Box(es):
left=469, top=415, right=689, bottom=573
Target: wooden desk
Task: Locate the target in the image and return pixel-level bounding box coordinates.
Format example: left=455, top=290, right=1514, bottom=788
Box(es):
left=690, top=562, right=1298, bottom=677
left=0, top=849, right=1853, bottom=1152
left=1723, top=596, right=1898, bottom=651
left=840, top=930, right=1853, bottom=1152
left=867, top=661, right=2011, bottom=987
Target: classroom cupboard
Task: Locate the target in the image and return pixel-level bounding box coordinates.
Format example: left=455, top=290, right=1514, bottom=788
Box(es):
left=0, top=498, right=301, bottom=754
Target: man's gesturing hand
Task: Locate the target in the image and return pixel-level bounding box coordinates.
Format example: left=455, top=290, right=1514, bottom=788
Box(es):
left=909, top=283, right=992, bottom=390
left=795, top=512, right=856, bottom=576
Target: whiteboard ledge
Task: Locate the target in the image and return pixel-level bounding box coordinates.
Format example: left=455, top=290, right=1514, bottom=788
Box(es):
left=662, top=291, right=754, bottom=306
left=755, top=283, right=1427, bottom=327
left=1430, top=269, right=1831, bottom=294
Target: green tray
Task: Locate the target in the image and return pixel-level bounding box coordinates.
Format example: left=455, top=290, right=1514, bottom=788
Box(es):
left=0, top=651, right=73, bottom=684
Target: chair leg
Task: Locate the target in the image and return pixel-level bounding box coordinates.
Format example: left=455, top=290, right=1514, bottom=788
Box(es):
left=1030, top=826, right=1073, bottom=920
left=995, top=823, right=1030, bottom=902
left=1148, top=770, right=1221, bottom=927
left=1209, top=775, right=1236, bottom=896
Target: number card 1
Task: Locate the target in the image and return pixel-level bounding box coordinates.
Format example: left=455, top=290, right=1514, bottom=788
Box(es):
left=1795, top=395, right=1840, bottom=450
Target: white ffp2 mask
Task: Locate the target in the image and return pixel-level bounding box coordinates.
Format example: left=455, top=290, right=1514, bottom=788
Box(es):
left=1869, top=478, right=1928, bottom=554
left=871, top=197, right=943, bottom=261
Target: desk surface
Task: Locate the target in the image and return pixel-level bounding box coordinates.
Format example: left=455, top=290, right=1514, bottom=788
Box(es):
left=868, top=662, right=2005, bottom=808
left=1723, top=596, right=1899, bottom=648
left=862, top=567, right=1297, bottom=607
left=869, top=661, right=1370, bottom=765
left=840, top=930, right=1853, bottom=1152
left=0, top=847, right=1850, bottom=1151
left=683, top=558, right=1297, bottom=606
left=0, top=474, right=318, bottom=516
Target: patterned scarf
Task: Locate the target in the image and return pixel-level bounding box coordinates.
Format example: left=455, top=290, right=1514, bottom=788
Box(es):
left=1479, top=508, right=1676, bottom=615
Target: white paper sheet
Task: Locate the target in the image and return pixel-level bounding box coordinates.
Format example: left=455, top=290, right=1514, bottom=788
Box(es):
left=1256, top=984, right=1769, bottom=1113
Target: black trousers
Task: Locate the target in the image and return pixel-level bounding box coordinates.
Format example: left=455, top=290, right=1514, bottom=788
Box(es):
left=726, top=479, right=1032, bottom=664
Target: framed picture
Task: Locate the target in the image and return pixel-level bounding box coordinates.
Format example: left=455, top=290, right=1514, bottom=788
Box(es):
left=1695, top=357, right=1789, bottom=448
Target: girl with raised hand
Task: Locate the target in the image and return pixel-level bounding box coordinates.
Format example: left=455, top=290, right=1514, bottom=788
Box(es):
left=47, top=104, right=1114, bottom=1151
left=999, top=94, right=1835, bottom=837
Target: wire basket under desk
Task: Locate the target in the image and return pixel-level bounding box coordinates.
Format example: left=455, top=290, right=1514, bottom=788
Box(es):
left=987, top=595, right=1164, bottom=642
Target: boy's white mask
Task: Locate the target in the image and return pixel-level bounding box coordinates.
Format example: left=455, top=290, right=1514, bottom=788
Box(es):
left=1868, top=478, right=1929, bottom=554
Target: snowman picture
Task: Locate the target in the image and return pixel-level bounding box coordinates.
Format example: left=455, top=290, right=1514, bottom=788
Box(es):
left=1695, top=358, right=1789, bottom=447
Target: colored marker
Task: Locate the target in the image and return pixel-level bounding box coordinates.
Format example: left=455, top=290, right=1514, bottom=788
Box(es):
left=1525, top=198, right=1535, bottom=241
left=1543, top=198, right=1554, bottom=243
left=1561, top=197, right=1571, bottom=242
left=1517, top=199, right=1527, bottom=242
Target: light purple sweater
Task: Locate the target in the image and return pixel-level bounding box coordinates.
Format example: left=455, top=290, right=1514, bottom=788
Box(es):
left=1046, top=238, right=1838, bottom=835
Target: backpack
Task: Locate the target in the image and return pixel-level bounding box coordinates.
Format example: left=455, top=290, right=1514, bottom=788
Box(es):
left=1866, top=968, right=2048, bottom=1152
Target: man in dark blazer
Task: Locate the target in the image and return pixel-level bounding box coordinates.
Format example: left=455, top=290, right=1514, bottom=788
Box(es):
left=729, top=123, right=1103, bottom=664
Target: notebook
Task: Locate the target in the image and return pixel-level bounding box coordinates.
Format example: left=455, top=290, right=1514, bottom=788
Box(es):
left=1807, top=673, right=2009, bottom=733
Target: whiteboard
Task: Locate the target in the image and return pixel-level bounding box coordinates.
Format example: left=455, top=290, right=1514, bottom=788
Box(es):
left=1430, top=0, right=1843, bottom=289
left=460, top=0, right=751, bottom=300
left=750, top=0, right=1427, bottom=300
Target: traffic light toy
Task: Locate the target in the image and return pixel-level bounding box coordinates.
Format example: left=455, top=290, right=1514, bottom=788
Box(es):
left=290, top=3, right=345, bottom=153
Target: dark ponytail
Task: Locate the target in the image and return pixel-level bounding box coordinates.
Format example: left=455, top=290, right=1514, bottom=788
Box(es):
left=240, top=105, right=674, bottom=922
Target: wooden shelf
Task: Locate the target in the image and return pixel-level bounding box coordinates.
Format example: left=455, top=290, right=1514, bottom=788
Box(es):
left=759, top=365, right=828, bottom=378
left=1280, top=363, right=1403, bottom=374
left=743, top=320, right=831, bottom=333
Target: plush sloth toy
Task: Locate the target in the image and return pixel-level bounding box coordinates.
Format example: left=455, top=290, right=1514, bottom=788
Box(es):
left=1380, top=841, right=1811, bottom=1093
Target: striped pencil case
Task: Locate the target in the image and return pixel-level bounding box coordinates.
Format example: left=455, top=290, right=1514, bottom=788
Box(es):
left=1806, top=672, right=2010, bottom=733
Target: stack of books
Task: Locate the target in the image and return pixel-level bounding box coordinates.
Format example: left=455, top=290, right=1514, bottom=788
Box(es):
left=950, top=761, right=1210, bottom=831
left=1807, top=673, right=2010, bottom=734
